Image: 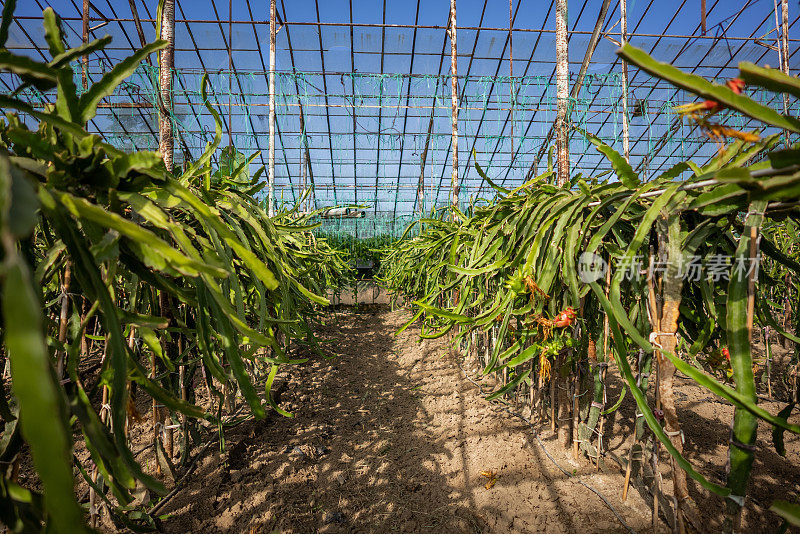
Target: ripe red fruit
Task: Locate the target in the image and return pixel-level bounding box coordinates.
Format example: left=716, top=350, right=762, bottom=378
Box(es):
left=553, top=307, right=577, bottom=328
left=722, top=347, right=730, bottom=361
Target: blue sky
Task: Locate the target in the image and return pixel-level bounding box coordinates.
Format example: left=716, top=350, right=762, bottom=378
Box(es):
left=4, top=0, right=799, bottom=216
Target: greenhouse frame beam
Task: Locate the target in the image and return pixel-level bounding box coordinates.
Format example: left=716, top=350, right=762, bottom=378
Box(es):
left=226, top=0, right=296, bottom=207
left=580, top=0, right=724, bottom=177
left=435, top=0, right=503, bottom=209
left=127, top=0, right=150, bottom=65
left=582, top=1, right=780, bottom=178
left=314, top=0, right=339, bottom=206
left=489, top=0, right=598, bottom=191
left=456, top=0, right=520, bottom=198
left=583, top=0, right=710, bottom=176
left=129, top=0, right=200, bottom=161
left=18, top=13, right=800, bottom=43
left=177, top=0, right=276, bottom=198
left=390, top=0, right=423, bottom=220
left=277, top=0, right=317, bottom=210
left=348, top=0, right=358, bottom=213
left=577, top=0, right=786, bottom=178
left=410, top=7, right=452, bottom=214
left=495, top=0, right=657, bottom=188
left=22, top=0, right=145, bottom=153
left=474, top=0, right=554, bottom=197
left=529, top=0, right=612, bottom=180
left=83, top=0, right=160, bottom=143
left=630, top=11, right=799, bottom=179
left=498, top=0, right=655, bottom=187
left=373, top=0, right=387, bottom=216
left=209, top=0, right=285, bottom=202
left=242, top=0, right=290, bottom=201
left=61, top=0, right=156, bottom=150
left=139, top=0, right=207, bottom=159
left=7, top=0, right=798, bottom=218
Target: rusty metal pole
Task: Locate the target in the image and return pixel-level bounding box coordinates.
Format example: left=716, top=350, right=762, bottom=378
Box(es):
left=555, top=0, right=569, bottom=186
left=701, top=0, right=706, bottom=35
left=621, top=0, right=630, bottom=162
left=449, top=0, right=459, bottom=212
left=269, top=0, right=277, bottom=217
left=159, top=0, right=175, bottom=172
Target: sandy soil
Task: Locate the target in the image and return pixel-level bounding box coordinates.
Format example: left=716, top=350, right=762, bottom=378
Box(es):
left=156, top=306, right=656, bottom=533
left=12, top=305, right=797, bottom=533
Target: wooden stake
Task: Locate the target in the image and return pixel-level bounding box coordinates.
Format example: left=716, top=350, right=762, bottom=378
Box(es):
left=597, top=264, right=611, bottom=466
left=449, top=0, right=459, bottom=210
left=82, top=0, right=89, bottom=89
left=159, top=0, right=175, bottom=172
left=620, top=0, right=630, bottom=162
left=554, top=0, right=569, bottom=187
left=764, top=327, right=773, bottom=398
left=152, top=348, right=161, bottom=476
left=55, top=264, right=71, bottom=379
left=656, top=217, right=690, bottom=534
left=572, top=372, right=580, bottom=460
left=555, top=0, right=572, bottom=440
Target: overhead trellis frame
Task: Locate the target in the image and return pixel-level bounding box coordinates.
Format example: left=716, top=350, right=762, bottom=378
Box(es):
left=3, top=0, right=798, bottom=232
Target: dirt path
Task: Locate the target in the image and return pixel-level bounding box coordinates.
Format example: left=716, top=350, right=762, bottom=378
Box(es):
left=160, top=306, right=652, bottom=533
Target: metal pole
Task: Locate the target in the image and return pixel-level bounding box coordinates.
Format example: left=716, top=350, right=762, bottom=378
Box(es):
left=555, top=0, right=569, bottom=186
left=701, top=0, right=706, bottom=35
left=269, top=0, right=277, bottom=216
left=529, top=0, right=609, bottom=180
left=621, top=0, right=630, bottom=162
left=159, top=0, right=175, bottom=172
left=228, top=0, right=233, bottom=147
left=418, top=109, right=434, bottom=214
left=449, top=0, right=459, bottom=210
left=509, top=0, right=514, bottom=162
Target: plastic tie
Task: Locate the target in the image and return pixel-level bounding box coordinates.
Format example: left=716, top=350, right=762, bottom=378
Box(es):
left=664, top=428, right=685, bottom=445
left=648, top=331, right=676, bottom=349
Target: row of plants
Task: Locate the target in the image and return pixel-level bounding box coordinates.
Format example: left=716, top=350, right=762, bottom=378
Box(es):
left=381, top=45, right=800, bottom=532
left=313, top=233, right=393, bottom=268
left=0, top=4, right=350, bottom=532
